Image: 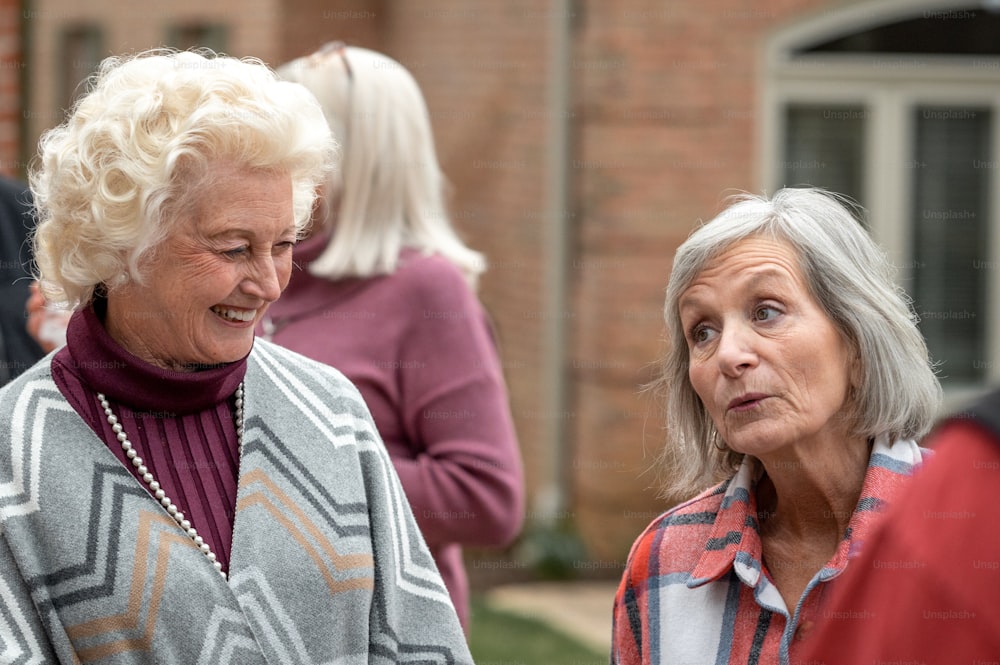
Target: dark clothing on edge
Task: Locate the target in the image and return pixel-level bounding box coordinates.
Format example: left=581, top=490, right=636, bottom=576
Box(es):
left=0, top=177, right=43, bottom=384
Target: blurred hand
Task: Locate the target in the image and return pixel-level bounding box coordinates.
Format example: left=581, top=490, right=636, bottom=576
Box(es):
left=26, top=282, right=71, bottom=353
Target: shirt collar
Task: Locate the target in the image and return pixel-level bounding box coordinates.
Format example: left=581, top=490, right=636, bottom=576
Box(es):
left=687, top=435, right=924, bottom=590
left=55, top=301, right=247, bottom=414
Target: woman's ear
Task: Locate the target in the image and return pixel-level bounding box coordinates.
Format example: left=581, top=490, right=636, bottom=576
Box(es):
left=850, top=353, right=861, bottom=390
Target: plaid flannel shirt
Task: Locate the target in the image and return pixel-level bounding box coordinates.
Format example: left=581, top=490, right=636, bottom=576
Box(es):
left=611, top=436, right=924, bottom=665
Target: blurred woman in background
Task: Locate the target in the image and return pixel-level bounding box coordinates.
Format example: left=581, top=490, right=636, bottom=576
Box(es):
left=273, top=42, right=525, bottom=629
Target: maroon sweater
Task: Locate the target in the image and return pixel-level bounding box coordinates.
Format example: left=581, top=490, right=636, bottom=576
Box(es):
left=51, top=303, right=245, bottom=573
left=259, top=234, right=524, bottom=627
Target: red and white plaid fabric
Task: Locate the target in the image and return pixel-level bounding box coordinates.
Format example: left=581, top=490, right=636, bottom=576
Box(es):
left=611, top=436, right=924, bottom=665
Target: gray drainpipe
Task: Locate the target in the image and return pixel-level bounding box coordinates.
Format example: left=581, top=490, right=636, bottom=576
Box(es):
left=536, top=0, right=573, bottom=526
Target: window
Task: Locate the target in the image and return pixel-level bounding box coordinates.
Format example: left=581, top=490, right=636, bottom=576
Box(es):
left=783, top=104, right=867, bottom=210
left=765, top=2, right=1000, bottom=404
left=59, top=25, right=103, bottom=113
left=911, top=105, right=991, bottom=385
left=167, top=24, right=227, bottom=53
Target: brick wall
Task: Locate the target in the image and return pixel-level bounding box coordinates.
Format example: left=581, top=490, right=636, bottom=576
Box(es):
left=279, top=0, right=385, bottom=60
left=569, top=0, right=831, bottom=562
left=281, top=0, right=843, bottom=567
left=21, top=0, right=284, bottom=161
left=382, top=1, right=557, bottom=545
left=0, top=0, right=23, bottom=177
left=284, top=1, right=562, bottom=551
left=266, top=0, right=847, bottom=567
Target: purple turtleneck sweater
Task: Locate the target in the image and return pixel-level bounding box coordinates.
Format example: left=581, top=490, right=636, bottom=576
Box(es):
left=50, top=303, right=246, bottom=573
left=259, top=233, right=524, bottom=628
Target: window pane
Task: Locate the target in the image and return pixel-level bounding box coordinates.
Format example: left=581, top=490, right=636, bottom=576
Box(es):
left=60, top=26, right=102, bottom=112
left=168, top=25, right=227, bottom=53
left=911, top=106, right=991, bottom=384
left=783, top=105, right=866, bottom=213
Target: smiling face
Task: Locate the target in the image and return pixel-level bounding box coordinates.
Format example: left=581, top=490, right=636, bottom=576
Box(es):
left=105, top=163, right=296, bottom=371
left=678, top=236, right=856, bottom=462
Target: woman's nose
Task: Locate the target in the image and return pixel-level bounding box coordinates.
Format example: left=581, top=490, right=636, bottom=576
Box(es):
left=715, top=323, right=758, bottom=376
left=242, top=256, right=282, bottom=302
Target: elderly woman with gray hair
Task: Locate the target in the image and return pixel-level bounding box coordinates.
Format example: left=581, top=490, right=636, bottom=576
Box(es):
left=0, top=49, right=471, bottom=664
left=611, top=187, right=941, bottom=665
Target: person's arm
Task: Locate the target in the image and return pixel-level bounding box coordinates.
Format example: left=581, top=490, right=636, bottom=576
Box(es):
left=0, top=531, right=63, bottom=663
left=25, top=282, right=70, bottom=353
left=393, top=262, right=524, bottom=548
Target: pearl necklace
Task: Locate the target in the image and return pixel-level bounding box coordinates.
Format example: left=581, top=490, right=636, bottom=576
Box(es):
left=97, top=382, right=244, bottom=578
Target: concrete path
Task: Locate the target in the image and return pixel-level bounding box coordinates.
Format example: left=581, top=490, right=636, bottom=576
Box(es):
left=482, top=580, right=618, bottom=655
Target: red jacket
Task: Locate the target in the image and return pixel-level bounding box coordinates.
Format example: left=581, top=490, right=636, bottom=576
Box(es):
left=611, top=437, right=924, bottom=665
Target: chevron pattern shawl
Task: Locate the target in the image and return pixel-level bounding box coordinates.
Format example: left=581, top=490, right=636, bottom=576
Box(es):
left=0, top=340, right=473, bottom=664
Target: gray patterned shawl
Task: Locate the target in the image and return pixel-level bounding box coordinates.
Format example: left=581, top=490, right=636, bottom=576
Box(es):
left=0, top=340, right=473, bottom=664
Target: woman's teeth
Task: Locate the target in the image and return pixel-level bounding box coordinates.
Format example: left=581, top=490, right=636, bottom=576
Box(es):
left=212, top=306, right=256, bottom=322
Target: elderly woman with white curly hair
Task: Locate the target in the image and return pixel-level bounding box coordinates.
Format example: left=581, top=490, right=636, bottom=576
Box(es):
left=0, top=49, right=472, bottom=664
left=611, top=187, right=941, bottom=665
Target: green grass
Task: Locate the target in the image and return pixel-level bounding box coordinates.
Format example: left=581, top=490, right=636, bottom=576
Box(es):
left=468, top=595, right=607, bottom=665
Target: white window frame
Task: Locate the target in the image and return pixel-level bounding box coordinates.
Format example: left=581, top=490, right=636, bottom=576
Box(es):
left=761, top=0, right=1000, bottom=409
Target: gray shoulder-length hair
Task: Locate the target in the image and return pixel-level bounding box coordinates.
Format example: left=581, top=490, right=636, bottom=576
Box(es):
left=655, top=187, right=942, bottom=500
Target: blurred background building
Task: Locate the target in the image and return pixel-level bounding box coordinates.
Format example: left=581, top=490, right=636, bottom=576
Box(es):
left=2, top=0, right=998, bottom=580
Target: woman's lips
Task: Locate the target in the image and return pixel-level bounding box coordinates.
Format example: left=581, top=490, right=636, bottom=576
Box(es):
left=727, top=393, right=769, bottom=412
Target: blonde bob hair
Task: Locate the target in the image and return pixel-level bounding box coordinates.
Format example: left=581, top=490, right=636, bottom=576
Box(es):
left=277, top=43, right=483, bottom=289
left=31, top=48, right=337, bottom=308
left=655, top=187, right=942, bottom=500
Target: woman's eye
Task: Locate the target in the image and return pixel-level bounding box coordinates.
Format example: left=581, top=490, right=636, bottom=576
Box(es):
left=691, top=325, right=716, bottom=344
left=223, top=246, right=249, bottom=258
left=754, top=305, right=780, bottom=321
